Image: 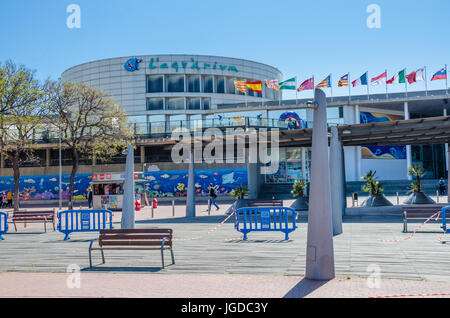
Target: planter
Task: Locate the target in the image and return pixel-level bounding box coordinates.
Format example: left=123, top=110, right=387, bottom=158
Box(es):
left=226, top=199, right=248, bottom=214
left=290, top=197, right=309, bottom=211
left=404, top=192, right=436, bottom=204
left=361, top=194, right=393, bottom=207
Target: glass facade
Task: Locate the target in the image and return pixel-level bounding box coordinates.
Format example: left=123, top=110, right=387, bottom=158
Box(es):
left=216, top=77, right=225, bottom=94
left=166, top=98, right=185, bottom=110
left=187, top=75, right=201, bottom=93
left=147, top=98, right=164, bottom=111
left=203, top=76, right=214, bottom=93
left=166, top=75, right=185, bottom=92
left=147, top=75, right=164, bottom=93
left=187, top=98, right=201, bottom=110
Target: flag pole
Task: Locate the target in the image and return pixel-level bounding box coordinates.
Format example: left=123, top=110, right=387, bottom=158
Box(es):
left=366, top=71, right=370, bottom=100
left=446, top=64, right=448, bottom=95
left=404, top=68, right=408, bottom=98
left=295, top=77, right=298, bottom=106
left=348, top=72, right=351, bottom=103
left=425, top=66, right=428, bottom=96
left=330, top=74, right=333, bottom=102
left=385, top=69, right=388, bottom=99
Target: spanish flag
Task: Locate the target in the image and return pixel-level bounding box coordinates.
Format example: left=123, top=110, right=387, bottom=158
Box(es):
left=246, top=81, right=263, bottom=94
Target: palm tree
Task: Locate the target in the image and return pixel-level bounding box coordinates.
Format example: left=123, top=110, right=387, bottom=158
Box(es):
left=404, top=164, right=435, bottom=204
left=360, top=170, right=392, bottom=207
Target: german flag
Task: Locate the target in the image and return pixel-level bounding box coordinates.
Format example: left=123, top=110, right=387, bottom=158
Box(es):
left=246, top=81, right=263, bottom=93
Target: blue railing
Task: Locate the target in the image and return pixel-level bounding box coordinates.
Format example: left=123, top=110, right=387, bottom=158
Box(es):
left=0, top=212, right=8, bottom=240
left=234, top=207, right=298, bottom=240
left=441, top=206, right=450, bottom=233
left=58, top=210, right=113, bottom=240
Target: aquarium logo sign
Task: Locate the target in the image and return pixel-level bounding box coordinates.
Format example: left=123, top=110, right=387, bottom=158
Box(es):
left=124, top=58, right=143, bottom=72
left=171, top=126, right=279, bottom=175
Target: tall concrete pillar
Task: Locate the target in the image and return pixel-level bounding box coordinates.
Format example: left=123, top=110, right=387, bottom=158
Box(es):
left=186, top=151, right=196, bottom=218
left=0, top=152, right=4, bottom=169
left=448, top=146, right=450, bottom=204
left=121, top=144, right=135, bottom=229
left=404, top=102, right=412, bottom=180
left=330, top=126, right=344, bottom=236
left=140, top=146, right=145, bottom=164
left=305, top=89, right=335, bottom=280
left=444, top=109, right=448, bottom=173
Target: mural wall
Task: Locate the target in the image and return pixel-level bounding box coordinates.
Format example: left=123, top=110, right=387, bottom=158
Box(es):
left=0, top=169, right=248, bottom=201
left=360, top=111, right=406, bottom=160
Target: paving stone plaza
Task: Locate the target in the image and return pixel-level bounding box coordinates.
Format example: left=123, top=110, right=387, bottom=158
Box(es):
left=1, top=202, right=450, bottom=298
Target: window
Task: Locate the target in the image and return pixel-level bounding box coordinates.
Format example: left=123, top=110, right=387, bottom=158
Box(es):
left=147, top=98, right=164, bottom=110
left=166, top=98, right=185, bottom=110
left=216, top=77, right=225, bottom=94
left=187, top=98, right=201, bottom=110
left=167, top=75, right=185, bottom=92
left=202, top=98, right=210, bottom=110
left=203, top=76, right=214, bottom=93
left=226, top=77, right=236, bottom=94
left=187, top=75, right=201, bottom=93
left=147, top=75, right=164, bottom=93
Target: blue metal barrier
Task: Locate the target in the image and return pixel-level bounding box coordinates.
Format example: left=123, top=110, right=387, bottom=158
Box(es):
left=0, top=212, right=8, bottom=240
left=235, top=207, right=298, bottom=240
left=441, top=206, right=450, bottom=233
left=58, top=210, right=113, bottom=240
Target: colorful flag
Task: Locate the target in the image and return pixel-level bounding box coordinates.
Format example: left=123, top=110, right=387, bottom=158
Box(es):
left=406, top=71, right=417, bottom=84
left=246, top=81, right=262, bottom=93
left=279, top=77, right=297, bottom=90
left=352, top=72, right=368, bottom=87
left=431, top=66, right=447, bottom=81
left=315, top=75, right=331, bottom=88
left=371, top=71, right=387, bottom=85
left=265, top=80, right=279, bottom=91
left=297, top=77, right=314, bottom=92
left=338, top=74, right=349, bottom=87
left=386, top=69, right=406, bottom=84
left=234, top=80, right=247, bottom=94
left=415, top=68, right=426, bottom=82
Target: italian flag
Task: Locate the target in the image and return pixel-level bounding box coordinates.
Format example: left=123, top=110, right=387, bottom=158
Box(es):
left=387, top=69, right=406, bottom=84
left=279, top=77, right=296, bottom=90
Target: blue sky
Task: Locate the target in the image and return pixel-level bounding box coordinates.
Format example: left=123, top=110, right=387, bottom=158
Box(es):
left=0, top=0, right=448, bottom=99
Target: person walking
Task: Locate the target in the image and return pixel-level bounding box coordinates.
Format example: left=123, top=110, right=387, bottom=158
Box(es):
left=438, top=177, right=446, bottom=196
left=208, top=183, right=220, bottom=212
left=87, top=187, right=93, bottom=209
left=6, top=190, right=12, bottom=208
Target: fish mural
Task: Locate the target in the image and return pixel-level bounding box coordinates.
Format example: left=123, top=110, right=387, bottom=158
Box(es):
left=0, top=169, right=248, bottom=200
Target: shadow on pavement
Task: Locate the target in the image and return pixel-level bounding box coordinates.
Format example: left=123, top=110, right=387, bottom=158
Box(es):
left=81, top=266, right=162, bottom=273
left=136, top=215, right=233, bottom=224
left=283, top=278, right=330, bottom=298
left=225, top=240, right=294, bottom=244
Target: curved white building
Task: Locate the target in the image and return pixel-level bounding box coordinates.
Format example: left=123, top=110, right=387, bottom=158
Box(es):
left=62, top=54, right=283, bottom=134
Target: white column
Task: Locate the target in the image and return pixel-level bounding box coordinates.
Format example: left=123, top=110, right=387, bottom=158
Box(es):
left=404, top=102, right=412, bottom=180
left=301, top=147, right=307, bottom=180
left=355, top=105, right=361, bottom=181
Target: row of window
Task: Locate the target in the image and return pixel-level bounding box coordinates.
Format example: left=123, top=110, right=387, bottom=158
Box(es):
left=147, top=75, right=281, bottom=99
left=147, top=97, right=211, bottom=111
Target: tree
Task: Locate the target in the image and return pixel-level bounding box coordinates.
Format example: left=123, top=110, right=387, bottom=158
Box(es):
left=362, top=170, right=384, bottom=196
left=408, top=164, right=426, bottom=193
left=0, top=61, right=49, bottom=211
left=47, top=81, right=132, bottom=209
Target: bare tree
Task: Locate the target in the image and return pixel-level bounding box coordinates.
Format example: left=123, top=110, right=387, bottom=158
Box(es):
left=0, top=61, right=49, bottom=211
left=47, top=81, right=132, bottom=209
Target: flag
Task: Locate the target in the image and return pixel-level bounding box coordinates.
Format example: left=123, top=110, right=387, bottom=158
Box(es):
left=406, top=71, right=417, bottom=84
left=279, top=77, right=296, bottom=90
left=431, top=66, right=447, bottom=81
left=315, top=75, right=331, bottom=88
left=415, top=68, right=425, bottom=82
left=246, top=81, right=262, bottom=93
left=297, top=77, right=314, bottom=92
left=338, top=74, right=349, bottom=87
left=387, top=69, right=406, bottom=84
left=234, top=80, right=247, bottom=94
left=265, top=80, right=279, bottom=91
left=371, top=71, right=387, bottom=85
left=352, top=72, right=368, bottom=87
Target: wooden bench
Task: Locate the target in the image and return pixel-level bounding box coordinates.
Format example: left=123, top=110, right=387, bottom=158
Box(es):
left=402, top=205, right=445, bottom=233
left=247, top=200, right=283, bottom=207
left=10, top=209, right=56, bottom=232
left=88, top=229, right=175, bottom=269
